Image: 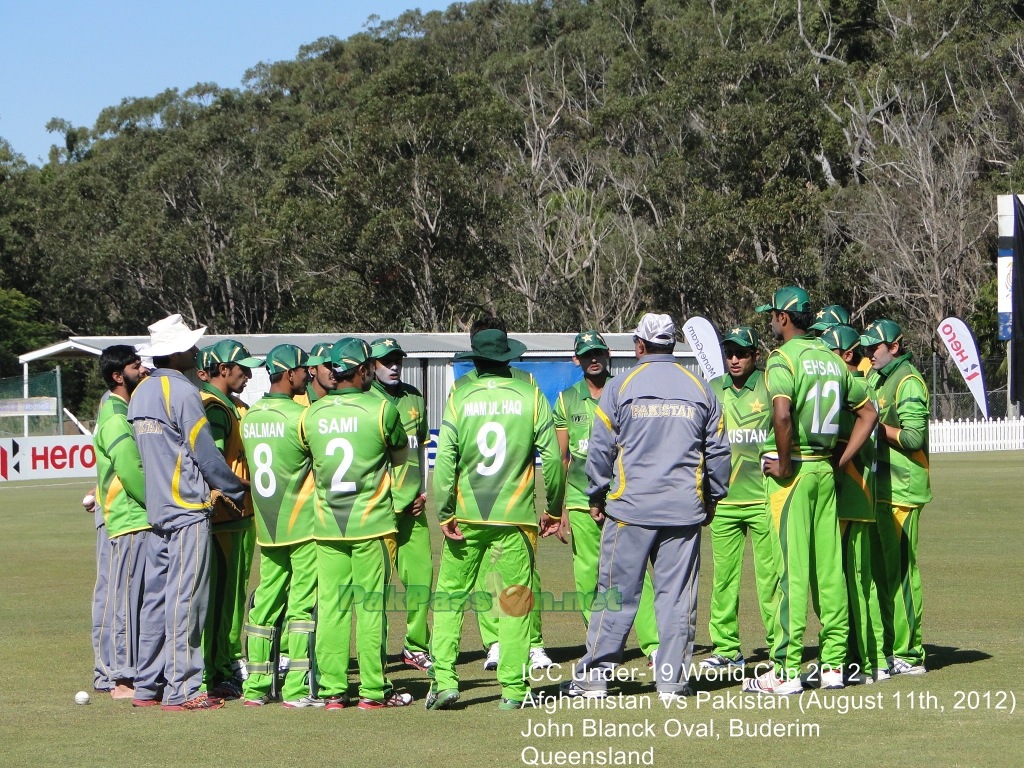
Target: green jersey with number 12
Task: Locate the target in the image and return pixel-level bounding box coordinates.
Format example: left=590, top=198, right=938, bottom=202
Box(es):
left=301, top=389, right=408, bottom=541
left=239, top=392, right=316, bottom=547
left=764, top=336, right=869, bottom=460
left=434, top=369, right=565, bottom=527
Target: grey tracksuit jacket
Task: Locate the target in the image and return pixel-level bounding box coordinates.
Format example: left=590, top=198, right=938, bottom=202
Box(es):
left=584, top=354, right=731, bottom=527
left=127, top=369, right=244, bottom=531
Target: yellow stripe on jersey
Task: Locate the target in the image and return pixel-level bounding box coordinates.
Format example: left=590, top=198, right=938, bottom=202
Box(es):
left=618, top=363, right=648, bottom=394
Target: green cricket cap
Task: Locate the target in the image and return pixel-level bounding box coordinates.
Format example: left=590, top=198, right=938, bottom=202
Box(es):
left=722, top=325, right=758, bottom=348
left=196, top=346, right=213, bottom=371
left=820, top=324, right=861, bottom=352
left=205, top=339, right=262, bottom=369
left=574, top=330, right=609, bottom=355
left=330, top=337, right=372, bottom=373
left=264, top=344, right=309, bottom=374
left=306, top=342, right=333, bottom=366
left=453, top=329, right=527, bottom=363
left=370, top=337, right=407, bottom=360
left=860, top=319, right=903, bottom=347
left=809, top=305, right=851, bottom=332
left=755, top=286, right=812, bottom=314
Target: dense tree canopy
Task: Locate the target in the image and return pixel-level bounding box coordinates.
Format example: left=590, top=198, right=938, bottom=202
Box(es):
left=2, top=0, right=1022, bottom=363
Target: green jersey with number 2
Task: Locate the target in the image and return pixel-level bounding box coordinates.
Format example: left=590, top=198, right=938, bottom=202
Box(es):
left=764, top=336, right=869, bottom=460
left=240, top=392, right=316, bottom=547
left=301, top=389, right=409, bottom=541
left=433, top=370, right=565, bottom=528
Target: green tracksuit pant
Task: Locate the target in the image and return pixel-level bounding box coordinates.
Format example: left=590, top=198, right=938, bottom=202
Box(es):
left=840, top=521, right=887, bottom=677
left=242, top=540, right=318, bottom=702
left=766, top=461, right=849, bottom=677
left=316, top=536, right=395, bottom=702
left=431, top=524, right=533, bottom=701
left=204, top=524, right=255, bottom=686
left=876, top=503, right=925, bottom=666
left=708, top=503, right=778, bottom=659
left=396, top=508, right=433, bottom=654
left=476, top=531, right=543, bottom=650
left=568, top=509, right=659, bottom=657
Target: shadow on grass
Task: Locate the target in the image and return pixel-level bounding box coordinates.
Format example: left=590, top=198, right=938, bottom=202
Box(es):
left=923, top=644, right=991, bottom=671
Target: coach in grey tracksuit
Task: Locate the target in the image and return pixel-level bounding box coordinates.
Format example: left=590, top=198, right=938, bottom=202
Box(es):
left=128, top=321, right=244, bottom=707
left=573, top=313, right=731, bottom=697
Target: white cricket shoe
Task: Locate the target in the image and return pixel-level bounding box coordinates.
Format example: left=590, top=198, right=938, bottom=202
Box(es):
left=874, top=667, right=892, bottom=682
left=820, top=669, right=844, bottom=689
left=529, top=647, right=554, bottom=669
left=483, top=643, right=499, bottom=671
left=742, top=668, right=803, bottom=695
left=888, top=656, right=926, bottom=676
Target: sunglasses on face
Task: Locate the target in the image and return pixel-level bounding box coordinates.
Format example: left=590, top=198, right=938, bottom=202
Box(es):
left=724, top=348, right=754, bottom=360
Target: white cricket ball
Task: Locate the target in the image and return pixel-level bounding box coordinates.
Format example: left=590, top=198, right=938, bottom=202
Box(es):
left=75, top=691, right=91, bottom=705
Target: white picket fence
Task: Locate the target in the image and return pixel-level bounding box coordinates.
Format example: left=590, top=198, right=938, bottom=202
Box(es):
left=929, top=418, right=1024, bottom=453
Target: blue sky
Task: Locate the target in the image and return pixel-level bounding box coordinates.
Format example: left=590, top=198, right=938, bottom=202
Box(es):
left=1, top=0, right=451, bottom=165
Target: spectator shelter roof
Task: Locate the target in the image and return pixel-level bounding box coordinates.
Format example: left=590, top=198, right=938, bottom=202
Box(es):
left=20, top=332, right=695, bottom=364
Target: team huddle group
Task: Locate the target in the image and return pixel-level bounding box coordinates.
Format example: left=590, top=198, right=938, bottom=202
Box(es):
left=86, top=284, right=930, bottom=712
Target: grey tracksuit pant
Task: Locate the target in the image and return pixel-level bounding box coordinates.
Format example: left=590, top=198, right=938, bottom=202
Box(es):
left=134, top=520, right=211, bottom=705
left=92, top=525, right=113, bottom=691
left=98, top=530, right=149, bottom=682
left=575, top=520, right=702, bottom=694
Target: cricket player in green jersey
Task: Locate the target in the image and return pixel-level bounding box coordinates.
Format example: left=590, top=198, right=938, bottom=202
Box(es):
left=554, top=330, right=659, bottom=665
left=301, top=338, right=414, bottom=709
left=369, top=337, right=435, bottom=672
left=861, top=319, right=931, bottom=676
left=294, top=342, right=336, bottom=406
left=744, top=287, right=877, bottom=694
left=199, top=339, right=263, bottom=699
left=455, top=316, right=553, bottom=671
left=240, top=345, right=321, bottom=707
left=704, top=326, right=778, bottom=670
left=94, top=345, right=150, bottom=699
left=427, top=329, right=565, bottom=711
left=821, top=325, right=889, bottom=683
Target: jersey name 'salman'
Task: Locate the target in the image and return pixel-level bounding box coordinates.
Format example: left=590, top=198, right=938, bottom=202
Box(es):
left=242, top=421, right=285, bottom=440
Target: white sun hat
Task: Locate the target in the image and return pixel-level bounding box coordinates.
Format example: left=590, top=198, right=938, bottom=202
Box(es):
left=135, top=314, right=207, bottom=358
left=633, top=313, right=676, bottom=345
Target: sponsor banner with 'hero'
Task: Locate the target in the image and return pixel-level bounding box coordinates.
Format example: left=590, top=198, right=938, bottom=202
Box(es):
left=0, top=436, right=96, bottom=482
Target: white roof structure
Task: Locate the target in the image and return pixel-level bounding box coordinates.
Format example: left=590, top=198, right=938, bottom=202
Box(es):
left=20, top=332, right=695, bottom=364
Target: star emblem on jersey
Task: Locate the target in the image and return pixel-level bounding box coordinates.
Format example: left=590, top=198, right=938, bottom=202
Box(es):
left=408, top=406, right=420, bottom=421
left=749, top=398, right=765, bottom=414
left=877, top=395, right=887, bottom=410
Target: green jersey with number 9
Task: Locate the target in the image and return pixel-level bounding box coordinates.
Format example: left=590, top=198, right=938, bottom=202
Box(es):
left=764, top=336, right=870, bottom=460
left=300, top=389, right=409, bottom=540
left=239, top=392, right=316, bottom=546
left=433, top=370, right=565, bottom=527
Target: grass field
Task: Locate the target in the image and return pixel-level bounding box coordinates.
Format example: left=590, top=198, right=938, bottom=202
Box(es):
left=2, top=453, right=1022, bottom=767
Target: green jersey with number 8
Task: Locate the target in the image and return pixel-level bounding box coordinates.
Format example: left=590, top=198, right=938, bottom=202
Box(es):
left=433, top=370, right=565, bottom=527
left=764, top=336, right=870, bottom=460
left=240, top=392, right=316, bottom=547
left=301, top=389, right=409, bottom=540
